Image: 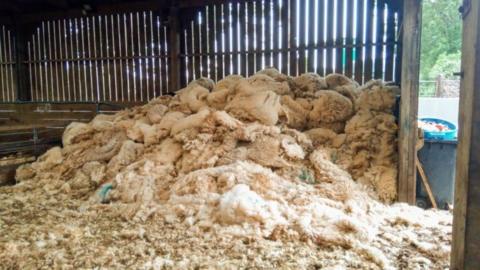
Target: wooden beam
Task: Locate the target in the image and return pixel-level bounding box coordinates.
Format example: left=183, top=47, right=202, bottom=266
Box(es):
left=451, top=0, right=480, bottom=268
left=168, top=6, right=181, bottom=92
left=13, top=17, right=31, bottom=101
left=18, top=1, right=171, bottom=24
left=398, top=0, right=422, bottom=204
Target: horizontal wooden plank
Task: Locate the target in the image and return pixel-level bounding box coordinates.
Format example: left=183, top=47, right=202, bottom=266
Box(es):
left=0, top=102, right=147, bottom=127
left=0, top=111, right=95, bottom=120
left=0, top=102, right=145, bottom=112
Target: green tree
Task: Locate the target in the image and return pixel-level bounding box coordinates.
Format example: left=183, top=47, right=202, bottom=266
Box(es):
left=420, top=0, right=462, bottom=80
left=428, top=51, right=461, bottom=79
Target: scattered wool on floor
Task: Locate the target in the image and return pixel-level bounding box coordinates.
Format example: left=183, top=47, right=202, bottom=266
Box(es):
left=1, top=69, right=451, bottom=269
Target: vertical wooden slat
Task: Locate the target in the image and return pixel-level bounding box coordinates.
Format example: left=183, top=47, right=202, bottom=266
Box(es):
left=9, top=29, right=13, bottom=101
left=3, top=28, right=7, bottom=101
left=5, top=27, right=10, bottom=101
left=64, top=20, right=71, bottom=101
left=157, top=16, right=164, bottom=95
left=0, top=28, right=4, bottom=101
left=194, top=12, right=202, bottom=80
left=87, top=17, right=94, bottom=101
left=49, top=21, right=56, bottom=101
left=136, top=12, right=143, bottom=101
left=374, top=0, right=385, bottom=79
left=1, top=27, right=6, bottom=101
left=363, top=0, right=374, bottom=82
left=161, top=25, right=169, bottom=93
left=180, top=27, right=188, bottom=86
left=46, top=22, right=53, bottom=100
left=325, top=0, right=334, bottom=75
left=307, top=0, right=315, bottom=72
left=247, top=1, right=255, bottom=76
left=52, top=21, right=59, bottom=101
left=207, top=5, right=215, bottom=79
left=143, top=12, right=150, bottom=100
left=168, top=8, right=180, bottom=93
left=213, top=5, right=220, bottom=80
left=72, top=19, right=78, bottom=101
left=202, top=6, right=213, bottom=78
left=80, top=19, right=86, bottom=101
left=384, top=5, right=395, bottom=82
left=1, top=28, right=6, bottom=101
left=200, top=9, right=208, bottom=78
left=394, top=10, right=403, bottom=84
left=75, top=18, right=82, bottom=101
left=150, top=12, right=158, bottom=93
left=148, top=12, right=154, bottom=96
left=239, top=1, right=247, bottom=76
left=264, top=0, right=272, bottom=68
left=124, top=13, right=130, bottom=100
left=186, top=17, right=194, bottom=85
left=8, top=29, right=16, bottom=101
left=317, top=0, right=325, bottom=74
left=71, top=19, right=77, bottom=101
left=62, top=20, right=67, bottom=101
left=92, top=16, right=100, bottom=102
left=335, top=0, right=345, bottom=74
left=31, top=38, right=37, bottom=101
left=34, top=34, right=39, bottom=101
left=57, top=20, right=65, bottom=101
left=111, top=14, right=118, bottom=101
left=354, top=0, right=365, bottom=82
left=3, top=29, right=8, bottom=101
left=98, top=16, right=105, bottom=101
left=116, top=14, right=124, bottom=101
left=81, top=18, right=88, bottom=101
left=130, top=13, right=138, bottom=101
left=297, top=0, right=306, bottom=74
left=345, top=0, right=355, bottom=78
left=231, top=3, right=239, bottom=75
left=38, top=27, right=44, bottom=101
left=41, top=22, right=48, bottom=101
left=281, top=0, right=288, bottom=74
left=255, top=0, right=262, bottom=72
left=5, top=28, right=9, bottom=101
left=7, top=27, right=11, bottom=101
left=28, top=41, right=33, bottom=101
left=163, top=25, right=169, bottom=93
left=272, top=0, right=280, bottom=69
left=189, top=19, right=195, bottom=81
left=224, top=4, right=231, bottom=76
left=288, top=0, right=297, bottom=76
left=102, top=15, right=109, bottom=101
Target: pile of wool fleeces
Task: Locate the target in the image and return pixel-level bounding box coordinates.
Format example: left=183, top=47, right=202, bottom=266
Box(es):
left=2, top=69, right=452, bottom=269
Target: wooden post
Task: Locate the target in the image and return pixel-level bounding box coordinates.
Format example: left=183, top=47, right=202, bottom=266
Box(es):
left=398, top=0, right=422, bottom=205
left=451, top=0, right=480, bottom=268
left=13, top=18, right=31, bottom=101
left=168, top=5, right=181, bottom=93
left=435, top=75, right=444, bottom=97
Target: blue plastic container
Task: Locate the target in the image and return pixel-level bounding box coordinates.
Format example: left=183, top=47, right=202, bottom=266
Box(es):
left=419, top=118, right=457, bottom=140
